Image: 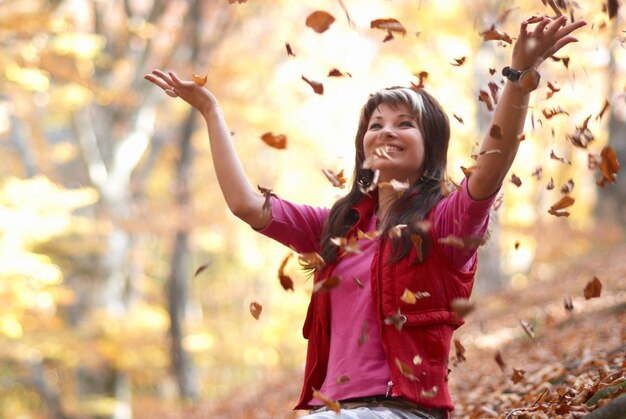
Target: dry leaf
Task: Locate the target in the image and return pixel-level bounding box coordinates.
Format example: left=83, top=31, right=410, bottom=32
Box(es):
left=330, top=236, right=361, bottom=255
left=352, top=276, right=364, bottom=288
left=481, top=26, right=513, bottom=44
left=370, top=18, right=407, bottom=35
left=260, top=132, right=287, bottom=150
left=379, top=179, right=411, bottom=195
left=395, top=357, right=419, bottom=381
left=550, top=149, right=571, bottom=165
left=532, top=167, right=543, bottom=180
left=461, top=165, right=476, bottom=178
left=359, top=169, right=380, bottom=195
left=564, top=295, right=574, bottom=312
left=546, top=80, right=561, bottom=99
left=495, top=351, right=506, bottom=371
left=583, top=276, right=602, bottom=299
left=452, top=56, right=466, bottom=66
left=512, top=368, right=526, bottom=384
left=357, top=229, right=380, bottom=241
left=400, top=288, right=417, bottom=304
left=510, top=174, right=522, bottom=187
left=608, top=0, right=619, bottom=19
left=321, top=168, right=347, bottom=189
left=363, top=147, right=392, bottom=169
left=514, top=241, right=520, bottom=250
left=312, top=388, right=341, bottom=413
left=479, top=90, right=494, bottom=111
left=596, top=99, right=610, bottom=121
left=596, top=146, right=620, bottom=187
left=488, top=81, right=500, bottom=105
left=257, top=185, right=275, bottom=211
left=194, top=262, right=210, bottom=277
left=336, top=375, right=350, bottom=384
left=490, top=124, right=503, bottom=139
left=542, top=107, right=569, bottom=119
left=305, top=11, right=335, bottom=33
left=285, top=42, right=295, bottom=57
left=278, top=253, right=294, bottom=291
left=327, top=68, right=351, bottom=77
left=550, top=196, right=575, bottom=211
left=384, top=308, right=406, bottom=332
left=410, top=71, right=429, bottom=90
left=410, top=233, right=424, bottom=262
left=567, top=115, right=594, bottom=148
left=312, top=276, right=340, bottom=293
left=560, top=179, right=575, bottom=194
left=249, top=301, right=262, bottom=319
left=192, top=73, right=208, bottom=86
left=450, top=298, right=475, bottom=318
left=454, top=338, right=466, bottom=362
left=453, top=114, right=465, bottom=124
left=519, top=319, right=535, bottom=340
left=301, top=75, right=324, bottom=95
left=298, top=252, right=325, bottom=271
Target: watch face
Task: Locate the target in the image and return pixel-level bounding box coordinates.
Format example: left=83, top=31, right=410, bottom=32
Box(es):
left=519, top=69, right=541, bottom=93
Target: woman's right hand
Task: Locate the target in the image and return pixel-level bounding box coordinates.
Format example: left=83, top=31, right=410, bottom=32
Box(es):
left=144, top=69, right=218, bottom=115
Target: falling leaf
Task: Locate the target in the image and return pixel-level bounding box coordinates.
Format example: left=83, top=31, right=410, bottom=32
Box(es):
left=439, top=235, right=483, bottom=251
left=321, top=168, right=347, bottom=189
left=359, top=169, right=380, bottom=195
left=564, top=295, right=574, bottom=312
left=305, top=11, right=335, bottom=33
left=395, top=358, right=419, bottom=381
left=550, top=55, right=570, bottom=69
left=278, top=253, right=294, bottom=291
left=285, top=42, right=295, bottom=57
left=532, top=167, right=543, bottom=180
left=495, top=351, right=506, bottom=371
left=336, top=375, right=350, bottom=384
left=546, top=81, right=561, bottom=99
left=453, top=114, right=465, bottom=124
left=192, top=72, right=208, bottom=86
left=383, top=31, right=394, bottom=42
left=194, top=262, right=210, bottom=277
left=413, top=354, right=423, bottom=365
left=560, top=179, right=575, bottom=194
left=357, top=229, right=380, bottom=241
left=583, top=276, right=602, bottom=299
left=550, top=149, right=571, bottom=165
left=490, top=125, right=503, bottom=139
left=519, top=319, right=535, bottom=340
left=542, top=107, right=569, bottom=119
left=596, top=146, right=620, bottom=187
left=510, top=174, right=522, bottom=187
left=370, top=18, right=407, bottom=35
left=512, top=368, right=526, bottom=384
left=454, top=338, right=466, bottom=362
left=400, top=288, right=417, bottom=304
left=389, top=224, right=407, bottom=239
left=608, top=0, right=619, bottom=19
left=410, top=71, right=429, bottom=90
left=312, top=388, right=341, bottom=413
left=451, top=56, right=466, bottom=66
left=479, top=90, right=494, bottom=111
left=548, top=196, right=575, bottom=217
left=567, top=115, right=594, bottom=148
left=352, top=276, right=364, bottom=288
left=260, top=132, right=287, bottom=150
left=481, top=25, right=513, bottom=44
left=336, top=0, right=352, bottom=26
left=257, top=185, right=275, bottom=211
left=514, top=241, right=520, bottom=250
left=488, top=81, right=499, bottom=105
left=379, top=179, right=411, bottom=196
left=249, top=301, right=262, bottom=319
left=358, top=320, right=369, bottom=345
left=596, top=99, right=610, bottom=121
left=327, top=68, right=351, bottom=77
left=421, top=386, right=438, bottom=398
left=410, top=234, right=424, bottom=262
left=461, top=165, right=476, bottom=178
left=312, top=276, right=340, bottom=293
left=526, top=15, right=545, bottom=24
left=489, top=67, right=496, bottom=75
left=363, top=147, right=392, bottom=169
left=588, top=153, right=601, bottom=170
left=384, top=308, right=406, bottom=332
left=301, top=75, right=324, bottom=95
left=450, top=298, right=475, bottom=318
left=330, top=236, right=361, bottom=255
left=298, top=252, right=325, bottom=271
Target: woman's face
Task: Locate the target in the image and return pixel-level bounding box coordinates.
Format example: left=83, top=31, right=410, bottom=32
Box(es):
left=362, top=102, right=425, bottom=184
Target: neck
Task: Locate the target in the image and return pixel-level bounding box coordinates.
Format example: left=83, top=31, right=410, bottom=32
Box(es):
left=376, top=186, right=399, bottom=223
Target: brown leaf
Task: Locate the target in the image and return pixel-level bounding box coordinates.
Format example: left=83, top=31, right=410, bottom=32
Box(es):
left=285, top=42, right=295, bottom=57
left=542, top=107, right=569, bottom=119
left=327, top=68, right=351, bottom=77
left=519, top=319, right=535, bottom=340
left=532, top=167, right=543, bottom=180
left=451, top=56, right=466, bottom=66
left=567, top=115, right=594, bottom=148
left=395, top=357, right=419, bottom=381
left=257, top=184, right=275, bottom=211
left=550, top=149, right=571, bottom=165
left=298, top=252, right=325, bottom=271
left=546, top=81, right=561, bottom=99
left=454, top=338, right=466, bottom=362
left=560, top=179, right=575, bottom=194
left=301, top=75, right=324, bottom=95
left=312, top=388, right=341, bottom=413
left=249, top=301, right=262, bottom=319
left=550, top=196, right=575, bottom=211
left=495, top=351, right=506, bottom=371
left=583, top=276, right=602, bottom=299
left=384, top=308, right=406, bottom=332
left=450, top=298, right=475, bottom=318
left=410, top=234, right=424, bottom=262
left=260, top=132, right=287, bottom=149
left=596, top=99, right=610, bottom=121
left=357, top=229, right=381, bottom=241
left=489, top=67, right=496, bottom=75
left=481, top=26, right=513, bottom=44
left=453, top=114, right=465, bottom=124
left=383, top=31, right=394, bottom=42
left=194, top=262, right=210, bottom=277
left=321, top=168, right=347, bottom=189
left=305, top=11, right=336, bottom=33
left=278, top=253, right=294, bottom=291
left=550, top=55, right=570, bottom=69
left=461, top=165, right=476, bottom=178
left=488, top=81, right=499, bottom=105
left=479, top=90, right=494, bottom=111
left=410, top=71, right=429, bottom=90
left=192, top=73, right=208, bottom=86
left=312, top=276, right=340, bottom=293
left=608, top=0, right=619, bottom=19
left=510, top=174, right=522, bottom=187
left=596, top=146, right=620, bottom=187
left=370, top=18, right=407, bottom=35
left=330, top=236, right=361, bottom=255
left=511, top=368, right=526, bottom=384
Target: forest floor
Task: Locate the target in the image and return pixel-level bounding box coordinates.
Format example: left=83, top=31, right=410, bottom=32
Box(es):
left=136, top=224, right=626, bottom=418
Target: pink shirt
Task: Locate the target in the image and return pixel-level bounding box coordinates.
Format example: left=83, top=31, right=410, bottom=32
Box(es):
left=258, top=178, right=497, bottom=405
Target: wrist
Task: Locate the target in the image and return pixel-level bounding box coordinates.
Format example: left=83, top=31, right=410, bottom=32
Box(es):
left=502, top=66, right=541, bottom=94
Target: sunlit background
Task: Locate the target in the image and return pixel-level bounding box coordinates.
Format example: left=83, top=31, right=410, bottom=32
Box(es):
left=0, top=0, right=624, bottom=417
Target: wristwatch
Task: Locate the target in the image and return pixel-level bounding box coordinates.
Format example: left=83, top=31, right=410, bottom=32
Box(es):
left=502, top=66, right=541, bottom=94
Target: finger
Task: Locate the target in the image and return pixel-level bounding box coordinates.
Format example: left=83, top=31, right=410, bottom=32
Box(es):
left=533, top=17, right=551, bottom=37
left=545, top=15, right=568, bottom=36
left=151, top=69, right=175, bottom=86
left=169, top=71, right=195, bottom=89
left=144, top=74, right=172, bottom=91
left=518, top=20, right=530, bottom=40
left=543, top=36, right=578, bottom=59
left=555, top=20, right=587, bottom=39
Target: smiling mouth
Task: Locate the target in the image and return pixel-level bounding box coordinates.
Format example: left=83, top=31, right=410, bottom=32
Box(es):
left=386, top=145, right=403, bottom=152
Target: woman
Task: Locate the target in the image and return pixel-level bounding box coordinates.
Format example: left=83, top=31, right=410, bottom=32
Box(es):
left=145, top=15, right=585, bottom=419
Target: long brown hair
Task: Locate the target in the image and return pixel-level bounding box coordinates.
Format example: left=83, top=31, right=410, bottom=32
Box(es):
left=319, top=87, right=450, bottom=266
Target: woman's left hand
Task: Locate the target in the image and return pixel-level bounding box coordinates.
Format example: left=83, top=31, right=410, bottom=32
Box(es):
left=511, top=15, right=586, bottom=71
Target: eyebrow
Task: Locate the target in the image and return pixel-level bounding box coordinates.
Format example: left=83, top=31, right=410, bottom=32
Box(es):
left=371, top=114, right=415, bottom=120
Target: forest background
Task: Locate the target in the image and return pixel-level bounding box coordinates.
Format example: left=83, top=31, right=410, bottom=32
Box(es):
left=0, top=0, right=624, bottom=418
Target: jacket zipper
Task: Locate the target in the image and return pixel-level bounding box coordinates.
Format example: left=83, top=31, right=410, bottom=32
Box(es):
left=386, top=380, right=393, bottom=397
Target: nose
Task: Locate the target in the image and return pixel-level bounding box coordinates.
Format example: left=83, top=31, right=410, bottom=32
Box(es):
left=379, top=125, right=397, bottom=140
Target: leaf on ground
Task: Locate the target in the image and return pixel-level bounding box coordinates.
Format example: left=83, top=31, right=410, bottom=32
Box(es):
left=583, top=276, right=602, bottom=299
left=512, top=368, right=526, bottom=384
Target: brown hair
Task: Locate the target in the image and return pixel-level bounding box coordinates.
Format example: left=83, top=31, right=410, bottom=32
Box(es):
left=319, top=87, right=450, bottom=265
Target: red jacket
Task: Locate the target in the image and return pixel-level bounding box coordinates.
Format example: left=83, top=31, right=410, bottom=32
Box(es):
left=295, top=193, right=476, bottom=414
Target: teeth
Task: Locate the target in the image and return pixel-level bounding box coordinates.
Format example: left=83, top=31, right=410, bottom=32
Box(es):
left=387, top=146, right=402, bottom=152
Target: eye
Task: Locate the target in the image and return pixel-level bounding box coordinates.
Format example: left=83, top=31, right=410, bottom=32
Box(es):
left=400, top=121, right=415, bottom=127
left=368, top=123, right=382, bottom=130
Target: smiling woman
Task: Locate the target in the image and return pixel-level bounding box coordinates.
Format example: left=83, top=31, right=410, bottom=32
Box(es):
left=144, top=13, right=586, bottom=419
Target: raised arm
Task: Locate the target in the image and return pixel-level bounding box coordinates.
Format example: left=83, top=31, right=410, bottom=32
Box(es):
left=144, top=70, right=270, bottom=229
left=468, top=15, right=587, bottom=200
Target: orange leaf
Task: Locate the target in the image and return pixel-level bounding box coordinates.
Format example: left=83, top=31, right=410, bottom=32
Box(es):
left=312, top=388, right=341, bottom=413
left=298, top=252, right=325, bottom=271
left=327, top=68, right=351, bottom=77
left=481, top=26, right=512, bottom=44
left=395, top=357, right=419, bottom=381
left=511, top=368, right=526, bottom=384
left=305, top=11, right=335, bottom=33
left=550, top=196, right=575, bottom=211
left=260, top=132, right=287, bottom=149
left=192, top=73, right=208, bottom=86
left=312, top=276, right=340, bottom=293
left=249, top=301, right=262, bottom=319
left=597, top=146, right=620, bottom=187
left=370, top=18, right=407, bottom=35
left=410, top=233, right=423, bottom=262
left=321, top=168, right=347, bottom=189
left=583, top=276, right=602, bottom=299
left=278, top=253, right=294, bottom=291
left=301, top=75, right=324, bottom=95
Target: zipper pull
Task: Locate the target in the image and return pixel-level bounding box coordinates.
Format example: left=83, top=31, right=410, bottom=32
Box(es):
left=386, top=380, right=393, bottom=397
